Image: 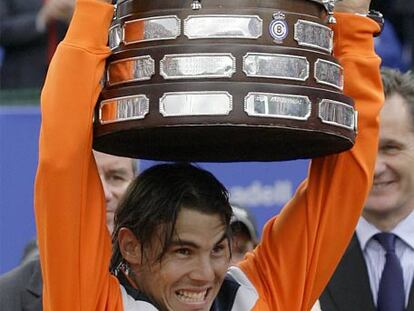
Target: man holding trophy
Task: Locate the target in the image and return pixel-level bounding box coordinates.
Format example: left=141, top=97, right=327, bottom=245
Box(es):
left=35, top=0, right=383, bottom=310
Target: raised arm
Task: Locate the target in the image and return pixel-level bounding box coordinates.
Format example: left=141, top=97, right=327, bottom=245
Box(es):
left=34, top=1, right=122, bottom=310
left=238, top=1, right=384, bottom=310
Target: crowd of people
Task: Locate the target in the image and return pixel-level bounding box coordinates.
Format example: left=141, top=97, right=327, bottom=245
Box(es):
left=0, top=0, right=413, bottom=91
left=0, top=0, right=413, bottom=310
left=0, top=0, right=73, bottom=89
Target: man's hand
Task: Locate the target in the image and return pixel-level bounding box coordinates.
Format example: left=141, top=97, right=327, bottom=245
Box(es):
left=334, top=0, right=371, bottom=14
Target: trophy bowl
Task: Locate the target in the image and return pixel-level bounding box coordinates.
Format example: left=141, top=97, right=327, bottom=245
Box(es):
left=93, top=0, right=356, bottom=162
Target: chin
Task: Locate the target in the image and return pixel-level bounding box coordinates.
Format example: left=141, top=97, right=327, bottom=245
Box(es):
left=366, top=194, right=395, bottom=210
left=365, top=202, right=398, bottom=216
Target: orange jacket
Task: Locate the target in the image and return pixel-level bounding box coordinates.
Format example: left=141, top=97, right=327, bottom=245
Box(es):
left=35, top=0, right=383, bottom=310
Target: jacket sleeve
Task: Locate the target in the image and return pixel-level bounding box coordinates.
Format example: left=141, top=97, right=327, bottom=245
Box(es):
left=238, top=13, right=384, bottom=311
left=34, top=1, right=124, bottom=310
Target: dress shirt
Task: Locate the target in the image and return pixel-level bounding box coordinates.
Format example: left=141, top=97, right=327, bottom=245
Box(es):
left=356, top=211, right=414, bottom=307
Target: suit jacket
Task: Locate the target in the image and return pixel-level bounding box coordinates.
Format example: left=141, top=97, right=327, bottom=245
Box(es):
left=0, top=258, right=42, bottom=311
left=0, top=0, right=67, bottom=89
left=320, top=234, right=414, bottom=311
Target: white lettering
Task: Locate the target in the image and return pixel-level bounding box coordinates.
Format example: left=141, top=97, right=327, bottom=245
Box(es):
left=230, top=180, right=293, bottom=207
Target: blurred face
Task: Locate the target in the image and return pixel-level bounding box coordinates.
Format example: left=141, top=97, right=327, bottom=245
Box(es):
left=363, top=93, right=414, bottom=227
left=230, top=225, right=255, bottom=265
left=134, top=208, right=230, bottom=311
left=94, top=151, right=135, bottom=233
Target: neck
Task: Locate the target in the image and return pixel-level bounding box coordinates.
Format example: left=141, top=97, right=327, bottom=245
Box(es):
left=362, top=208, right=413, bottom=231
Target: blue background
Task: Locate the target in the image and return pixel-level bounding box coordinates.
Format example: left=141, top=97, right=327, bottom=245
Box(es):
left=0, top=105, right=308, bottom=275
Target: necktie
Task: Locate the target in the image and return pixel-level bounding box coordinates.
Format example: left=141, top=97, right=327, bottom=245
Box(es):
left=374, top=232, right=405, bottom=311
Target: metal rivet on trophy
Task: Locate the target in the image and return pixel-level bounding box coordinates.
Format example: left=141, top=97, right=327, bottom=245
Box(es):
left=94, top=0, right=354, bottom=162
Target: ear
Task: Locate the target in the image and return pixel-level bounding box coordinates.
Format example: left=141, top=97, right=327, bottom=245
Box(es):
left=118, top=227, right=142, bottom=265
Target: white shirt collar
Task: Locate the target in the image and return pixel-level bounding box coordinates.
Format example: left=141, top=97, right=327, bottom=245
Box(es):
left=356, top=217, right=381, bottom=250
left=392, top=210, right=414, bottom=250
left=356, top=210, right=414, bottom=250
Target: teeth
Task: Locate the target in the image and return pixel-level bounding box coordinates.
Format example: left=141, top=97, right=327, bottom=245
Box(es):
left=176, top=290, right=207, bottom=303
left=374, top=182, right=389, bottom=188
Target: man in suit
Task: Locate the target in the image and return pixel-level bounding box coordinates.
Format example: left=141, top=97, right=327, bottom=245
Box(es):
left=320, top=68, right=414, bottom=311
left=0, top=151, right=136, bottom=311
left=0, top=258, right=42, bottom=311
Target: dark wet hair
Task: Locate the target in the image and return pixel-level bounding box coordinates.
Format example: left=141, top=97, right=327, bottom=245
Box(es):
left=110, top=163, right=233, bottom=272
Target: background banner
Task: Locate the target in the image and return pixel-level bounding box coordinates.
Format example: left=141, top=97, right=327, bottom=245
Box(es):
left=0, top=106, right=308, bottom=274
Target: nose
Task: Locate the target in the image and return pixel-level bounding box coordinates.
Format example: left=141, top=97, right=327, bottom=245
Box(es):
left=189, top=257, right=216, bottom=283
left=101, top=178, right=113, bottom=202
left=374, top=155, right=387, bottom=177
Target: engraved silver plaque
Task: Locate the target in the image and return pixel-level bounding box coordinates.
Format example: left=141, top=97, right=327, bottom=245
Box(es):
left=184, top=15, right=263, bottom=39
left=160, top=53, right=236, bottom=79
left=123, top=15, right=181, bottom=44
left=294, top=20, right=333, bottom=53
left=244, top=92, right=311, bottom=120
left=319, top=99, right=356, bottom=130
left=99, top=95, right=149, bottom=124
left=160, top=91, right=233, bottom=116
left=107, top=56, right=155, bottom=86
left=109, top=24, right=122, bottom=50
left=309, top=0, right=335, bottom=4
left=243, top=53, right=309, bottom=81
left=315, top=59, right=344, bottom=90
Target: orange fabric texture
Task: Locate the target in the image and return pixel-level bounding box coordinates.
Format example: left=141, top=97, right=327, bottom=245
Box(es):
left=35, top=1, right=383, bottom=310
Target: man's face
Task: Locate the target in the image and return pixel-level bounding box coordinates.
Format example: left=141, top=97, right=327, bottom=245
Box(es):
left=94, top=151, right=135, bottom=233
left=134, top=208, right=230, bottom=311
left=364, top=93, right=414, bottom=221
left=230, top=225, right=255, bottom=265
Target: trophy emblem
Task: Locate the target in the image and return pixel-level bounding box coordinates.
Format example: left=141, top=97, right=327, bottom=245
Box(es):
left=269, top=12, right=288, bottom=43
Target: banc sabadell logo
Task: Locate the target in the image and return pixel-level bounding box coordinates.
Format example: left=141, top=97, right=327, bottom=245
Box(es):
left=229, top=180, right=293, bottom=208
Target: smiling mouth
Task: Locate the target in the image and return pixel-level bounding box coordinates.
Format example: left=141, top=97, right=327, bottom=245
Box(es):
left=175, top=289, right=209, bottom=304
left=372, top=180, right=393, bottom=189
left=371, top=180, right=398, bottom=194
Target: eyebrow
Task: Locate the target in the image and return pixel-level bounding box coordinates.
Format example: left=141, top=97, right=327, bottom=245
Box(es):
left=107, top=168, right=130, bottom=175
left=170, top=232, right=228, bottom=249
left=379, top=138, right=403, bottom=146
